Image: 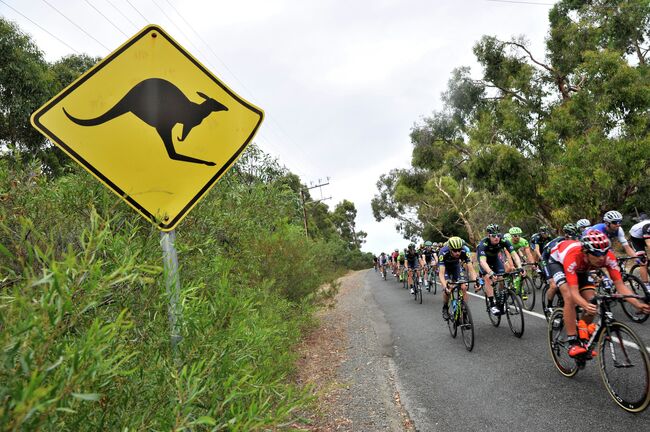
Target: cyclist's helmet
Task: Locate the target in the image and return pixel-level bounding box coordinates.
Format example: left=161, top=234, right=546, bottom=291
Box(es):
left=603, top=210, right=623, bottom=224
left=562, top=223, right=579, bottom=238
left=448, top=236, right=464, bottom=250
left=539, top=226, right=550, bottom=234
left=509, top=226, right=523, bottom=236
left=408, top=243, right=415, bottom=249
left=424, top=240, right=433, bottom=247
left=486, top=224, right=500, bottom=234
left=576, top=218, right=591, bottom=229
left=394, top=248, right=399, bottom=252
left=581, top=229, right=611, bottom=256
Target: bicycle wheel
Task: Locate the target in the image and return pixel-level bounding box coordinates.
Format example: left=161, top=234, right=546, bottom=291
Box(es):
left=547, top=308, right=579, bottom=377
left=430, top=272, right=437, bottom=295
left=520, top=277, right=536, bottom=311
left=598, top=321, right=650, bottom=413
left=620, top=274, right=649, bottom=323
left=447, top=300, right=458, bottom=338
left=417, top=284, right=423, bottom=304
left=484, top=292, right=501, bottom=327
left=460, top=302, right=474, bottom=351
left=505, top=289, right=525, bottom=337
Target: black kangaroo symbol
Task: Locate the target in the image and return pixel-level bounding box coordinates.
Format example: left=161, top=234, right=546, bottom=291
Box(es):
left=63, top=78, right=228, bottom=166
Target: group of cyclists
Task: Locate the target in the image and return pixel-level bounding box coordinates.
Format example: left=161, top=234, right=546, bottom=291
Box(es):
left=373, top=210, right=650, bottom=358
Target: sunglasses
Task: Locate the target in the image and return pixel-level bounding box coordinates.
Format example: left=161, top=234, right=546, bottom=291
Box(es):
left=609, top=220, right=622, bottom=225
left=489, top=234, right=500, bottom=238
left=587, top=249, right=609, bottom=257
left=450, top=248, right=462, bottom=253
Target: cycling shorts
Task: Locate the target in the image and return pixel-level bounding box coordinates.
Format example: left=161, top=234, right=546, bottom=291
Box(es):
left=443, top=263, right=463, bottom=281
left=631, top=237, right=648, bottom=256
left=407, top=260, right=420, bottom=270
left=479, top=256, right=505, bottom=276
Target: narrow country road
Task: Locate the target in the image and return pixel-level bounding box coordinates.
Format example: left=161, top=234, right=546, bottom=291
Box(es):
left=303, top=270, right=650, bottom=431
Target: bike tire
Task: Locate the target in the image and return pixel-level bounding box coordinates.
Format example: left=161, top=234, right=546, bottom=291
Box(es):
left=620, top=273, right=649, bottom=323
left=418, top=284, right=423, bottom=304
left=447, top=303, right=458, bottom=339
left=460, top=302, right=474, bottom=352
left=598, top=321, right=650, bottom=413
left=547, top=308, right=579, bottom=377
left=505, top=289, right=525, bottom=338
left=484, top=292, right=501, bottom=327
left=521, top=277, right=536, bottom=311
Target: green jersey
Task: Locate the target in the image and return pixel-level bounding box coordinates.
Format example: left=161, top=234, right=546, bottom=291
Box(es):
left=503, top=233, right=529, bottom=252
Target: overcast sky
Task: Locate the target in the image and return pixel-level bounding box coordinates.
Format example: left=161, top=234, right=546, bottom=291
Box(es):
left=1, top=0, right=556, bottom=253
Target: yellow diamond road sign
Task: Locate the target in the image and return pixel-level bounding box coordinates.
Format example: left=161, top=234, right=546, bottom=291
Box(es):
left=31, top=25, right=264, bottom=231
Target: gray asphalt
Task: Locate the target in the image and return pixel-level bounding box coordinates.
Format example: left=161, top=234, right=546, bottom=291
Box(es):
left=365, top=269, right=650, bottom=431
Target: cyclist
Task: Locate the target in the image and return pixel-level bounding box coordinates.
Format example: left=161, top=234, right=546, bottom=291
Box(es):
left=397, top=248, right=406, bottom=282
left=373, top=255, right=378, bottom=272
left=405, top=243, right=420, bottom=294
left=629, top=213, right=650, bottom=291
left=541, top=223, right=581, bottom=314
left=378, top=252, right=389, bottom=276
left=439, top=237, right=477, bottom=320
left=477, top=224, right=523, bottom=315
left=530, top=226, right=553, bottom=261
left=591, top=210, right=641, bottom=260
left=503, top=227, right=535, bottom=265
left=390, top=249, right=400, bottom=275
left=548, top=229, right=650, bottom=357
left=576, top=218, right=591, bottom=234
left=420, top=241, right=436, bottom=288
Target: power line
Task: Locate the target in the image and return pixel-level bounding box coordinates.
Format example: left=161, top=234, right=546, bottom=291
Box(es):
left=124, top=0, right=147, bottom=24
left=40, top=0, right=110, bottom=51
left=0, top=0, right=80, bottom=53
left=84, top=0, right=128, bottom=37
left=103, top=0, right=139, bottom=31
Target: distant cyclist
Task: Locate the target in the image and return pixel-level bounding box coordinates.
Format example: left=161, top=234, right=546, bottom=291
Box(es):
left=541, top=223, right=580, bottom=314
left=591, top=210, right=641, bottom=260
left=530, top=226, right=553, bottom=262
left=405, top=243, right=420, bottom=294
left=629, top=213, right=650, bottom=291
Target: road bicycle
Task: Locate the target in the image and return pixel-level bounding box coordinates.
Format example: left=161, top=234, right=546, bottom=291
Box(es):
left=616, top=256, right=650, bottom=324
left=411, top=268, right=423, bottom=304
left=445, top=279, right=475, bottom=351
left=514, top=263, right=536, bottom=311
left=380, top=264, right=387, bottom=281
left=547, top=291, right=650, bottom=413
left=481, top=270, right=525, bottom=337
left=426, top=264, right=438, bottom=295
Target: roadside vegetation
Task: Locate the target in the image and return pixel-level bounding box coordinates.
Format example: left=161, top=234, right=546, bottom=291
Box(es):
left=372, top=0, right=650, bottom=243
left=0, top=17, right=371, bottom=430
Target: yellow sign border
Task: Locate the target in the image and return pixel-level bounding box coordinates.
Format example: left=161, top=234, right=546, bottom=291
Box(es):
left=31, top=25, right=264, bottom=231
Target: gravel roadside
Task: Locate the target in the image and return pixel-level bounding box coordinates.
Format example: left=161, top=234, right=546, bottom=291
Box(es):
left=292, top=270, right=414, bottom=431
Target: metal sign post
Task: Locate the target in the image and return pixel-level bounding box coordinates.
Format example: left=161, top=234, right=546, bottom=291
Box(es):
left=161, top=230, right=182, bottom=359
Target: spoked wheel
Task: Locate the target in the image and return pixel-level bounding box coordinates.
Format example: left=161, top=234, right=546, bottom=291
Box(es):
left=505, top=289, right=525, bottom=337
left=620, top=274, right=649, bottom=324
left=431, top=273, right=438, bottom=295
left=520, top=277, right=536, bottom=311
left=532, top=268, right=545, bottom=290
left=547, top=308, right=579, bottom=377
left=417, top=284, right=423, bottom=304
left=460, top=302, right=474, bottom=351
left=485, top=292, right=501, bottom=327
left=447, top=304, right=458, bottom=338
left=598, top=321, right=650, bottom=413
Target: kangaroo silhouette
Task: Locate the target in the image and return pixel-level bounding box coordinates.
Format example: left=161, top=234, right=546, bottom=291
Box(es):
left=63, top=78, right=228, bottom=166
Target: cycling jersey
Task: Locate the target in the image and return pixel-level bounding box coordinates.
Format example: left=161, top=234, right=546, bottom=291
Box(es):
left=438, top=245, right=471, bottom=266
left=541, top=236, right=564, bottom=262
left=530, top=233, right=552, bottom=251
left=405, top=249, right=419, bottom=268
left=379, top=255, right=388, bottom=265
left=476, top=237, right=515, bottom=258
left=549, top=240, right=622, bottom=286
left=422, top=248, right=435, bottom=264
left=591, top=223, right=629, bottom=246
left=503, top=233, right=530, bottom=252
left=629, top=221, right=650, bottom=240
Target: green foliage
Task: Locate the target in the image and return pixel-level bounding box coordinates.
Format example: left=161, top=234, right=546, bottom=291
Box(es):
left=0, top=141, right=366, bottom=430
left=374, top=0, right=650, bottom=240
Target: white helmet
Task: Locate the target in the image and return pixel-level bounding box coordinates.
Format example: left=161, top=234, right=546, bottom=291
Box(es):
left=603, top=210, right=623, bottom=223
left=576, top=219, right=591, bottom=229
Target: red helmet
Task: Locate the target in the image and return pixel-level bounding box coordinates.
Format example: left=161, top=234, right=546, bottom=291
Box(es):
left=581, top=229, right=610, bottom=256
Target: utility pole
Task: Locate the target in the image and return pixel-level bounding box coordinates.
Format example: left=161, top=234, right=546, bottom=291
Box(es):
left=301, top=178, right=331, bottom=239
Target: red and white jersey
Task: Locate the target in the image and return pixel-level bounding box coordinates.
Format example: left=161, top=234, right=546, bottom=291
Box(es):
left=549, top=240, right=621, bottom=286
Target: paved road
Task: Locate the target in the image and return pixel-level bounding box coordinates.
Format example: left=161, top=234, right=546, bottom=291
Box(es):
left=365, top=270, right=650, bottom=431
